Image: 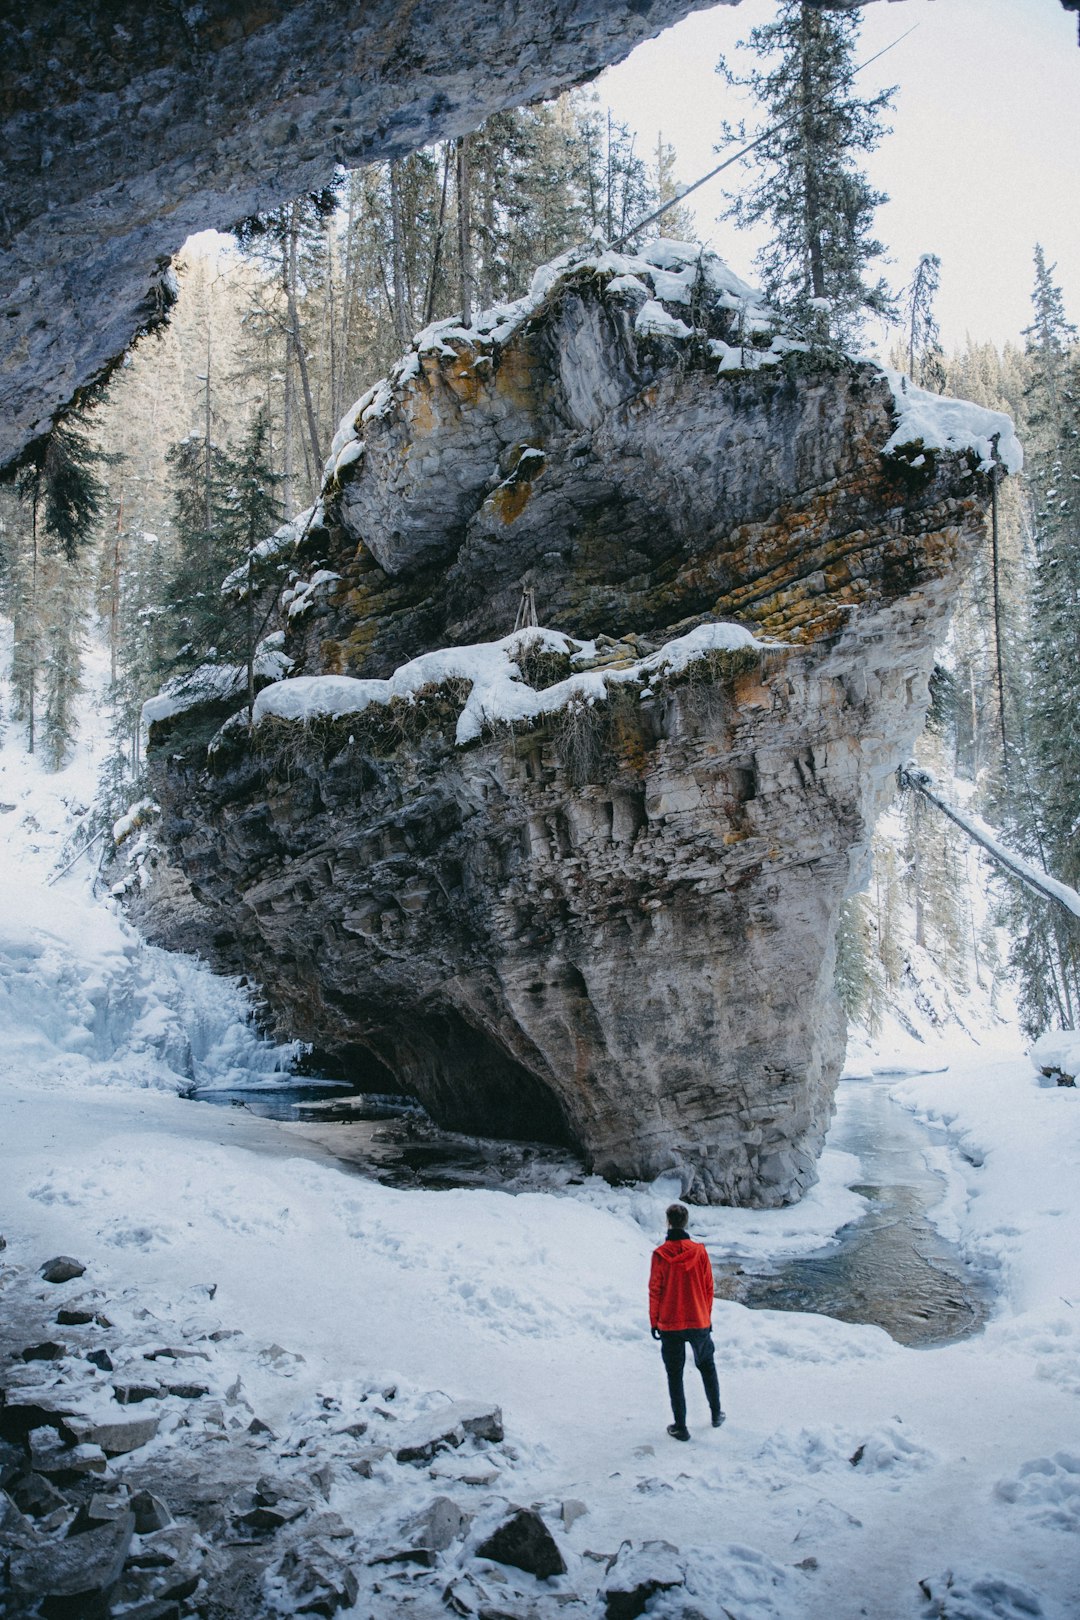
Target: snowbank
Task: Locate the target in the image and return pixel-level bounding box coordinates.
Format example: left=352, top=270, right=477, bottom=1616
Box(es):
left=142, top=645, right=293, bottom=727
left=252, top=620, right=770, bottom=746
left=1029, top=1027, right=1080, bottom=1084
left=881, top=368, right=1023, bottom=475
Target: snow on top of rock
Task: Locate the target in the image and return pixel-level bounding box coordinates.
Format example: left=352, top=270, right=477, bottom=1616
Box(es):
left=328, top=236, right=776, bottom=450
left=880, top=368, right=1023, bottom=476
left=708, top=334, right=811, bottom=373
left=640, top=237, right=701, bottom=269
left=112, top=797, right=157, bottom=847
left=605, top=273, right=650, bottom=299
left=1029, top=1028, right=1080, bottom=1083
left=635, top=299, right=693, bottom=340
left=283, top=570, right=342, bottom=620
left=142, top=646, right=294, bottom=728
left=332, top=438, right=364, bottom=478
left=252, top=620, right=771, bottom=747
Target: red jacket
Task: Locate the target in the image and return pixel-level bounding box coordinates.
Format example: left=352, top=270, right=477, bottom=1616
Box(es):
left=649, top=1236, right=714, bottom=1331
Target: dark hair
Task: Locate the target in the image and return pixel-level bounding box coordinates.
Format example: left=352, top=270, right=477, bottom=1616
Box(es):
left=666, top=1202, right=689, bottom=1231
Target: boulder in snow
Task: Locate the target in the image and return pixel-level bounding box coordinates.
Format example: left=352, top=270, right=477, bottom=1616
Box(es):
left=278, top=1542, right=360, bottom=1617
left=393, top=1401, right=503, bottom=1463
left=0, top=1436, right=23, bottom=1487
left=131, top=1489, right=173, bottom=1534
left=371, top=1493, right=471, bottom=1566
left=474, top=1506, right=567, bottom=1580
left=561, top=1498, right=588, bottom=1531
left=1029, top=1030, right=1080, bottom=1087
left=9, top=1469, right=70, bottom=1519
left=66, top=1412, right=159, bottom=1456
left=19, top=1340, right=66, bottom=1362
left=8, top=1511, right=135, bottom=1607
left=600, top=1539, right=686, bottom=1620
left=40, top=1255, right=86, bottom=1284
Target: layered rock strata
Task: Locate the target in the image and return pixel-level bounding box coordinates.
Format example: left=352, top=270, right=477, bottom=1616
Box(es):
left=137, top=243, right=1017, bottom=1205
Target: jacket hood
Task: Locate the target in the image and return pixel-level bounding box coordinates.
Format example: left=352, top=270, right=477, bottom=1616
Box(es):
left=655, top=1238, right=702, bottom=1266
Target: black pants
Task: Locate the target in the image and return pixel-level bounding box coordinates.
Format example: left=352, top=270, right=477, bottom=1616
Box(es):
left=659, top=1327, right=721, bottom=1427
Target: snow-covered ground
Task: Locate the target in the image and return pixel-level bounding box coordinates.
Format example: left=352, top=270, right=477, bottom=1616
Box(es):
left=1, top=644, right=1078, bottom=1619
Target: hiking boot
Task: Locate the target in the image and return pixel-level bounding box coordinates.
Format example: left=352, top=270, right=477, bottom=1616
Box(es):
left=711, top=1409, right=726, bottom=1428
left=666, top=1423, right=690, bottom=1442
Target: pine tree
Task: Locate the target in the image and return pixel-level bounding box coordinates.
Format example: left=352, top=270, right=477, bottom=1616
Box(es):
left=38, top=550, right=87, bottom=771
left=157, top=410, right=284, bottom=691
left=992, top=254, right=1080, bottom=1034
left=158, top=431, right=236, bottom=678
left=1023, top=244, right=1077, bottom=451
left=224, top=410, right=284, bottom=710
left=904, top=253, right=946, bottom=391
left=716, top=0, right=894, bottom=345
left=233, top=184, right=342, bottom=512
left=573, top=94, right=657, bottom=249
left=651, top=133, right=696, bottom=245
left=4, top=413, right=106, bottom=758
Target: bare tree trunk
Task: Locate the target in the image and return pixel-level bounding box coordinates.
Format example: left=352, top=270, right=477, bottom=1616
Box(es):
left=913, top=797, right=925, bottom=950
left=424, top=144, right=452, bottom=326
left=202, top=324, right=213, bottom=535
left=990, top=457, right=1009, bottom=774
left=281, top=236, right=295, bottom=517
left=325, top=213, right=339, bottom=433
left=27, top=490, right=38, bottom=756
left=109, top=489, right=124, bottom=686
left=246, top=549, right=255, bottom=720
left=285, top=206, right=325, bottom=489
left=900, top=763, right=1080, bottom=924
left=456, top=136, right=473, bottom=329
left=338, top=178, right=357, bottom=421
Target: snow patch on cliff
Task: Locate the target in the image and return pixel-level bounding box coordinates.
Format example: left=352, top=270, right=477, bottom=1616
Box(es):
left=251, top=621, right=771, bottom=746
left=142, top=646, right=293, bottom=727
left=881, top=368, right=1023, bottom=475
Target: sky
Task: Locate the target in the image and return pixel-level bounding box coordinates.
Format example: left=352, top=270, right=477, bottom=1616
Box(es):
left=598, top=0, right=1080, bottom=353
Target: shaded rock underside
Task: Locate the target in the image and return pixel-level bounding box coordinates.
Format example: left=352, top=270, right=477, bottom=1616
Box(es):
left=0, top=0, right=724, bottom=471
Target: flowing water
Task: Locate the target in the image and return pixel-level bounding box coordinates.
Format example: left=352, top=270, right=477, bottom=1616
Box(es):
left=190, top=1071, right=992, bottom=1347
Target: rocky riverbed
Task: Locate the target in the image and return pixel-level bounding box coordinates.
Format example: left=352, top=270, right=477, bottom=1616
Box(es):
left=1, top=1246, right=687, bottom=1620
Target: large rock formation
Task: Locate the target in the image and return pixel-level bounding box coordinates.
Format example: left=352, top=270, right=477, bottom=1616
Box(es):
left=135, top=241, right=1018, bottom=1205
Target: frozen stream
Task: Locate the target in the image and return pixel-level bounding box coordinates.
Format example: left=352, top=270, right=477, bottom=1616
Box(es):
left=192, top=1070, right=993, bottom=1349
left=715, top=1075, right=994, bottom=1347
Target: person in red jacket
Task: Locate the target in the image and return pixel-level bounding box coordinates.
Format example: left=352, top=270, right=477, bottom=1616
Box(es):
left=648, top=1202, right=724, bottom=1441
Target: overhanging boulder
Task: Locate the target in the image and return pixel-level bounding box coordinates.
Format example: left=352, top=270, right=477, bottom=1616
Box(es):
left=134, top=242, right=1018, bottom=1205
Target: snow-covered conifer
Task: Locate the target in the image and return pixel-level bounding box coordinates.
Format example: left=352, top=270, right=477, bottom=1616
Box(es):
left=715, top=0, right=894, bottom=346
